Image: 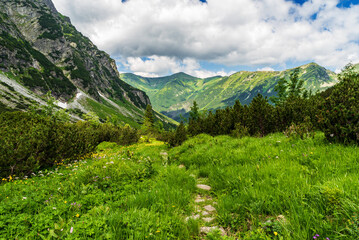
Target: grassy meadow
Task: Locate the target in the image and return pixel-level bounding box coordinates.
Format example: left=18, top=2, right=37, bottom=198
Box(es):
left=1, top=133, right=359, bottom=239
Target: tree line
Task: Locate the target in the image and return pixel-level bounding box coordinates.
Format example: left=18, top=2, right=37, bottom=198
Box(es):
left=167, top=64, right=359, bottom=146
left=1, top=64, right=357, bottom=178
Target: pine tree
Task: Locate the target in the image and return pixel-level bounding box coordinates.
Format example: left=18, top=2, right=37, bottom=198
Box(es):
left=188, top=101, right=201, bottom=136
left=189, top=101, right=199, bottom=121
left=170, top=121, right=187, bottom=147
left=143, top=104, right=155, bottom=131
left=270, top=68, right=304, bottom=104
left=248, top=94, right=275, bottom=137
left=287, top=68, right=304, bottom=98
left=270, top=77, right=288, bottom=104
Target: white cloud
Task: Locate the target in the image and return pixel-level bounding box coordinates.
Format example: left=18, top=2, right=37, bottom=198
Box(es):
left=119, top=55, right=232, bottom=78
left=257, top=67, right=275, bottom=72
left=52, top=0, right=359, bottom=75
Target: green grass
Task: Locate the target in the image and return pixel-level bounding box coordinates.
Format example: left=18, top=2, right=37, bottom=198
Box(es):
left=0, top=140, right=198, bottom=239
left=170, top=133, right=359, bottom=239
left=81, top=97, right=141, bottom=128
left=1, top=133, right=358, bottom=239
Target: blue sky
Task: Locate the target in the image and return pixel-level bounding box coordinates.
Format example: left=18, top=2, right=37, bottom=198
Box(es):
left=290, top=0, right=359, bottom=7
left=53, top=0, right=359, bottom=77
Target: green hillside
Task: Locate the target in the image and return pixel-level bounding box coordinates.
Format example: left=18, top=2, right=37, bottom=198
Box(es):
left=121, top=63, right=338, bottom=121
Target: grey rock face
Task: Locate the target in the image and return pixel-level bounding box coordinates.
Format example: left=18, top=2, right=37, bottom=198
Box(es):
left=0, top=0, right=150, bottom=109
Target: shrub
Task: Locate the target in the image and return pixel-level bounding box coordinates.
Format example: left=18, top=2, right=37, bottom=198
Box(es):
left=0, top=112, right=96, bottom=177
left=0, top=111, right=139, bottom=178
left=317, top=64, right=359, bottom=144
left=168, top=121, right=187, bottom=147
left=284, top=116, right=315, bottom=140
left=247, top=94, right=275, bottom=137
left=231, top=123, right=249, bottom=138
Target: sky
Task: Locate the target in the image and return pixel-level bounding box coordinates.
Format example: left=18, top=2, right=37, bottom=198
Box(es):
left=52, top=0, right=359, bottom=78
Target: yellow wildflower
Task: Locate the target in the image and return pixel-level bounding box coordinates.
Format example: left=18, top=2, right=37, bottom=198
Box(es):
left=274, top=232, right=278, bottom=236
left=76, top=214, right=80, bottom=217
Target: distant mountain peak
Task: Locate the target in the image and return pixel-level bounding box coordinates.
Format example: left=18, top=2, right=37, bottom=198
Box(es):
left=171, top=72, right=197, bottom=78
left=299, top=62, right=321, bottom=68
left=121, top=63, right=338, bottom=122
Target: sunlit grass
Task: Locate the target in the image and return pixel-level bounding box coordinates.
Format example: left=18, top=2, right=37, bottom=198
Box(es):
left=0, top=139, right=197, bottom=239
left=170, top=133, right=359, bottom=239
left=1, top=133, right=358, bottom=239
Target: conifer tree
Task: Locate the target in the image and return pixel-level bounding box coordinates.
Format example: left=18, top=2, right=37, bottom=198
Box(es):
left=143, top=104, right=155, bottom=131
left=270, top=68, right=304, bottom=104
left=188, top=101, right=201, bottom=136
left=170, top=121, right=187, bottom=146
left=287, top=68, right=304, bottom=98
left=248, top=94, right=275, bottom=136
left=189, top=101, right=199, bottom=121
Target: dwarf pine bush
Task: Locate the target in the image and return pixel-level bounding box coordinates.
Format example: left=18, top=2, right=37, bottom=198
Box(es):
left=318, top=64, right=359, bottom=144
left=0, top=111, right=139, bottom=177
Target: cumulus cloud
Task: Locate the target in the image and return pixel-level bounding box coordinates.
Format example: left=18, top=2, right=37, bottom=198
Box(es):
left=52, top=0, right=359, bottom=76
left=257, top=67, right=275, bottom=72
left=118, top=56, right=232, bottom=78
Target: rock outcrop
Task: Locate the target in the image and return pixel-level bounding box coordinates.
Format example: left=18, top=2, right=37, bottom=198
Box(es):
left=0, top=0, right=151, bottom=118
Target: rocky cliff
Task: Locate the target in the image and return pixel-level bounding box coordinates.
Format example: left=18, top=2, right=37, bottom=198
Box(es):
left=0, top=0, right=153, bottom=126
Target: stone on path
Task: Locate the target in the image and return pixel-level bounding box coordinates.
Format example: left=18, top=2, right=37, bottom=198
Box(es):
left=200, top=226, right=226, bottom=236
left=202, top=217, right=215, bottom=223
left=203, top=205, right=216, bottom=212
left=196, top=184, right=211, bottom=191
left=195, top=195, right=205, bottom=203
left=276, top=214, right=287, bottom=224
left=185, top=214, right=200, bottom=221
left=160, top=152, right=168, bottom=159
left=201, top=211, right=210, bottom=216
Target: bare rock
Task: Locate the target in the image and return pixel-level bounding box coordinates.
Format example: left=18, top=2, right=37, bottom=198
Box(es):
left=185, top=214, right=200, bottom=221
left=200, top=226, right=226, bottom=236
left=201, top=211, right=210, bottom=216
left=197, top=184, right=212, bottom=191
left=277, top=215, right=287, bottom=224
left=195, top=195, right=205, bottom=203
left=204, top=205, right=216, bottom=212
left=203, top=217, right=215, bottom=223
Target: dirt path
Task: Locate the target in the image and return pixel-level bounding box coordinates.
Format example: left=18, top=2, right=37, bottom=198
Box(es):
left=186, top=177, right=226, bottom=237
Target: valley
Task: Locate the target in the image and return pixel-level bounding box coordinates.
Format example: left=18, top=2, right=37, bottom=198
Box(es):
left=1, top=0, right=359, bottom=239
left=121, top=63, right=337, bottom=121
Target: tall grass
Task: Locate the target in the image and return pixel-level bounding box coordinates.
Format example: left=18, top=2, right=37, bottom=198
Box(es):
left=0, top=140, right=198, bottom=239
left=1, top=133, right=358, bottom=239
left=170, top=133, right=359, bottom=239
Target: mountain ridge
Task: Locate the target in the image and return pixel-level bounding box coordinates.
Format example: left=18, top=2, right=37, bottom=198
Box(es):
left=121, top=62, right=338, bottom=121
